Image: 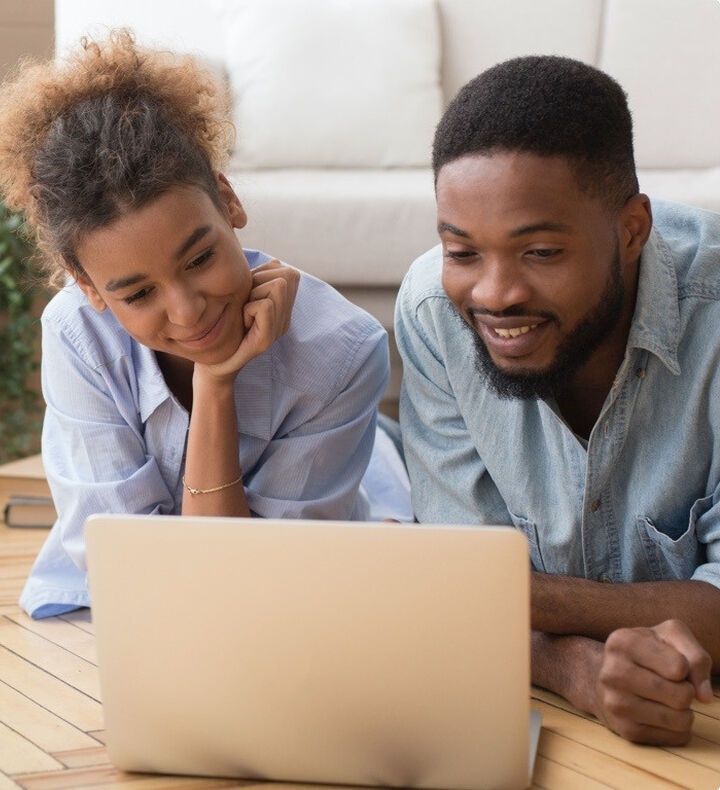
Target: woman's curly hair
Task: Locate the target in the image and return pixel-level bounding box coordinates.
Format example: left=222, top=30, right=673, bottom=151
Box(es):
left=0, top=29, right=234, bottom=287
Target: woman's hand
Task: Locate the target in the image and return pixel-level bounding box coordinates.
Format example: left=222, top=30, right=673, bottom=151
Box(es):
left=201, top=259, right=300, bottom=380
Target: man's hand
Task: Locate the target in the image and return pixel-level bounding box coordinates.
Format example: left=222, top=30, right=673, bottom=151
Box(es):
left=204, top=259, right=300, bottom=379
left=592, top=619, right=713, bottom=745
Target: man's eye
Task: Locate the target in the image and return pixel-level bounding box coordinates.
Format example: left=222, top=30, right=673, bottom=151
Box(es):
left=528, top=248, right=561, bottom=259
left=188, top=249, right=215, bottom=269
left=124, top=287, right=153, bottom=304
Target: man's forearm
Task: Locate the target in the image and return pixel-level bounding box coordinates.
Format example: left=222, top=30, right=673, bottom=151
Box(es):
left=531, top=630, right=603, bottom=713
left=532, top=573, right=720, bottom=668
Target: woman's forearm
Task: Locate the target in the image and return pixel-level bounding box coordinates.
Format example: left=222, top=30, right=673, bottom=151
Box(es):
left=182, top=371, right=250, bottom=517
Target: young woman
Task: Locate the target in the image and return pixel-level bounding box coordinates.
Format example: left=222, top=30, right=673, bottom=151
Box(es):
left=0, top=31, right=411, bottom=618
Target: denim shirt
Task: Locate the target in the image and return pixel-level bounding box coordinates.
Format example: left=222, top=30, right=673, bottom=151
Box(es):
left=21, top=250, right=413, bottom=619
left=396, top=201, right=720, bottom=589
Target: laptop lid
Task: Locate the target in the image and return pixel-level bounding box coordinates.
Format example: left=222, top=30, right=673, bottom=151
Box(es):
left=86, top=516, right=530, bottom=790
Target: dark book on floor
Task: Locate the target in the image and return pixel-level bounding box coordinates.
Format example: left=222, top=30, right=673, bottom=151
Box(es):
left=4, top=495, right=56, bottom=528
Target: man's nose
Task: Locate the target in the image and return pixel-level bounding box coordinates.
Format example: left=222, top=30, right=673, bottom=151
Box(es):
left=471, top=256, right=532, bottom=314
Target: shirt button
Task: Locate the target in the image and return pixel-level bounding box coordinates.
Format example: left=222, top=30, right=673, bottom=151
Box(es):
left=636, top=368, right=646, bottom=379
left=591, top=499, right=601, bottom=512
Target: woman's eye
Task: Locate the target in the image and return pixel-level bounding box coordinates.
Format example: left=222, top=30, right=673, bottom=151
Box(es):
left=444, top=249, right=475, bottom=261
left=188, top=249, right=215, bottom=269
left=124, top=287, right=153, bottom=304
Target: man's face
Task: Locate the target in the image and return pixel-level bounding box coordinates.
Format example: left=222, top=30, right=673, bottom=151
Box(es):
left=437, top=152, right=630, bottom=399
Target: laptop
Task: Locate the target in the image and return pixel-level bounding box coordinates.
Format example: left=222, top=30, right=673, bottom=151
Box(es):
left=85, top=515, right=539, bottom=789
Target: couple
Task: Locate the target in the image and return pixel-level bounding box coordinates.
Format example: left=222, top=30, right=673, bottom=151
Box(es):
left=0, top=32, right=717, bottom=747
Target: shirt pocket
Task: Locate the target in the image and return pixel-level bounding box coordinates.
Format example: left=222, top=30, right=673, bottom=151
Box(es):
left=634, top=495, right=710, bottom=581
left=509, top=512, right=546, bottom=573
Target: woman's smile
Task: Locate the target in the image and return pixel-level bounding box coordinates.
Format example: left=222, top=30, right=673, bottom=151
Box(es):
left=174, top=304, right=229, bottom=349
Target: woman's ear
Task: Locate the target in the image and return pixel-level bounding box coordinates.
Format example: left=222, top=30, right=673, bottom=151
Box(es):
left=216, top=172, right=247, bottom=230
left=72, top=270, right=108, bottom=312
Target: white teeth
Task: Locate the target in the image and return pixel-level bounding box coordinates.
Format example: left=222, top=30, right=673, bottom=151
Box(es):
left=494, top=324, right=538, bottom=338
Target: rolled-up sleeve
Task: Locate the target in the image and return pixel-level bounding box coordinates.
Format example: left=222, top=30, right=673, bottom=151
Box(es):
left=41, top=315, right=176, bottom=571
left=20, top=303, right=181, bottom=618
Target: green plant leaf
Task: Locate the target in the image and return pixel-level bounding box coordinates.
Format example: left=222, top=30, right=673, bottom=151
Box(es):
left=0, top=201, right=47, bottom=463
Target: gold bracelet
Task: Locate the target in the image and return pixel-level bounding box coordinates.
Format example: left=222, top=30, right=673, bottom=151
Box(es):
left=182, top=474, right=243, bottom=496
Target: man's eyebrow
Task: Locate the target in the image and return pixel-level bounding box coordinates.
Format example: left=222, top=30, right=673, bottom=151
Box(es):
left=509, top=221, right=572, bottom=237
left=438, top=221, right=470, bottom=238
left=105, top=273, right=148, bottom=292
left=174, top=225, right=211, bottom=260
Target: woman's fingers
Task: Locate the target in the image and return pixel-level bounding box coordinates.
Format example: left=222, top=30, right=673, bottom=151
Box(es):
left=197, top=261, right=299, bottom=379
left=250, top=262, right=298, bottom=334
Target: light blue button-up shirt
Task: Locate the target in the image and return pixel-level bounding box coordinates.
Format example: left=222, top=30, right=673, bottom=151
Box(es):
left=22, top=250, right=412, bottom=618
left=396, top=201, right=720, bottom=589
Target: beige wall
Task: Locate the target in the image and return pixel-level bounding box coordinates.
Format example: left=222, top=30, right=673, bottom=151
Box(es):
left=0, top=0, right=54, bottom=80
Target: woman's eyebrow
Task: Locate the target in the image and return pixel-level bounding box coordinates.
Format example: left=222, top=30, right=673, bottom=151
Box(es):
left=106, top=273, right=148, bottom=292
left=174, top=225, right=211, bottom=260
left=437, top=221, right=469, bottom=237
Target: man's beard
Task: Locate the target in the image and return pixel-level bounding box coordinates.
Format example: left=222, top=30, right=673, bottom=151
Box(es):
left=454, top=246, right=625, bottom=400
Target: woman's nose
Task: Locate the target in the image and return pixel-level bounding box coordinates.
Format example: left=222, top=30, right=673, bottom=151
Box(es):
left=165, top=283, right=205, bottom=328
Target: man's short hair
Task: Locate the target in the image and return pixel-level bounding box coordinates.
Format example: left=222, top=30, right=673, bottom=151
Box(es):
left=433, top=55, right=639, bottom=210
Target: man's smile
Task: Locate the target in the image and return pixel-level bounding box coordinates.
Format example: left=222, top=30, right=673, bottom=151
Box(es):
left=469, top=312, right=553, bottom=360
left=493, top=324, right=538, bottom=338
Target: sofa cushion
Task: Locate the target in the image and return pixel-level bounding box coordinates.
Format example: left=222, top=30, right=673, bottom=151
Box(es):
left=438, top=0, right=603, bottom=101
left=600, top=0, right=720, bottom=169
left=228, top=168, right=438, bottom=285
left=220, top=0, right=442, bottom=168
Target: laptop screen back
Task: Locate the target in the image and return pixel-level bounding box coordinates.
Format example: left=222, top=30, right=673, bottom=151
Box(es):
left=86, top=516, right=530, bottom=790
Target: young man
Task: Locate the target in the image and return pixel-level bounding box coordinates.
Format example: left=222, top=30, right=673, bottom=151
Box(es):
left=395, top=55, right=720, bottom=746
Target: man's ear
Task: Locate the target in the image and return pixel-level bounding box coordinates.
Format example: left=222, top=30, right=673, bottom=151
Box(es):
left=216, top=172, right=247, bottom=230
left=619, top=193, right=652, bottom=265
left=72, top=270, right=107, bottom=312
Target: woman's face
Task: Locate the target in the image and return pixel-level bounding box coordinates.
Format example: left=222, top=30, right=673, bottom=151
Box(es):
left=73, top=176, right=253, bottom=367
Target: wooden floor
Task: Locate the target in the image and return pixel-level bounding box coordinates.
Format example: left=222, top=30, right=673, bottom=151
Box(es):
left=1, top=520, right=720, bottom=790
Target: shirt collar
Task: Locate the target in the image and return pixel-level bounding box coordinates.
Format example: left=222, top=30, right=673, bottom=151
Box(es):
left=134, top=339, right=274, bottom=440
left=626, top=226, right=681, bottom=375
left=135, top=342, right=173, bottom=423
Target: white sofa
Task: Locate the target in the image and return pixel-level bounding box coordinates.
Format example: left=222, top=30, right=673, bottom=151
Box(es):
left=56, top=0, right=720, bottom=413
